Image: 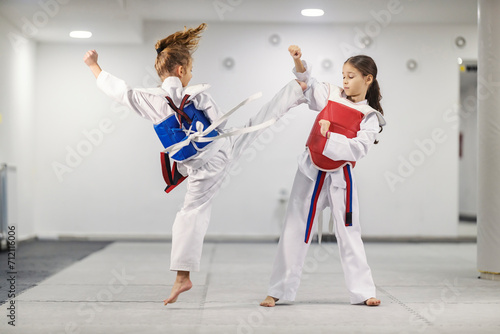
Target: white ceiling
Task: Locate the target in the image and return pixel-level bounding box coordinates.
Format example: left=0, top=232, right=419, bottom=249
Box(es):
left=0, top=0, right=478, bottom=44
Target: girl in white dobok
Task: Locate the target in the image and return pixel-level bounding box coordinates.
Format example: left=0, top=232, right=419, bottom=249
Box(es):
left=261, top=45, right=386, bottom=307
left=84, top=24, right=305, bottom=305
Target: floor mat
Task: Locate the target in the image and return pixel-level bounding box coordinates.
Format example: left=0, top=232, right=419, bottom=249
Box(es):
left=0, top=239, right=112, bottom=305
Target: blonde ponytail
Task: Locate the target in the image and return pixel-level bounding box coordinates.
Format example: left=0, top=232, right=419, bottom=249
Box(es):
left=155, top=23, right=207, bottom=80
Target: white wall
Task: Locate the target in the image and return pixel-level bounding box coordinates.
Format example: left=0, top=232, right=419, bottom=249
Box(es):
left=32, top=21, right=477, bottom=239
left=0, top=16, right=37, bottom=240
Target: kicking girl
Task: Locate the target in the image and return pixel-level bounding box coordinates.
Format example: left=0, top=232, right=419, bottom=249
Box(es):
left=260, top=45, right=386, bottom=307
left=84, top=24, right=304, bottom=305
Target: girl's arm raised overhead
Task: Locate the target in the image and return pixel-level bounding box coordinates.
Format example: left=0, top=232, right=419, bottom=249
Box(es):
left=83, top=49, right=169, bottom=124
left=288, top=45, right=329, bottom=111
left=83, top=50, right=102, bottom=79
left=288, top=45, right=305, bottom=73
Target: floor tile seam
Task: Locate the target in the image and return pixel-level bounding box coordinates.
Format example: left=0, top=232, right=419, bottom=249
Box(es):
left=377, top=286, right=433, bottom=326
left=2, top=284, right=38, bottom=303
left=395, top=301, right=500, bottom=305
left=3, top=323, right=499, bottom=327
left=0, top=242, right=116, bottom=305
left=376, top=284, right=483, bottom=287
left=32, top=283, right=184, bottom=286
left=198, top=244, right=216, bottom=310
left=8, top=300, right=199, bottom=304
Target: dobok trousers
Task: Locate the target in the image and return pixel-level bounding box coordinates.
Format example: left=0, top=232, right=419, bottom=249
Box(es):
left=267, top=161, right=376, bottom=304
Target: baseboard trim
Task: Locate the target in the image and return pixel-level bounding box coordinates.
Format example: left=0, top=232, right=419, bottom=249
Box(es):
left=33, top=233, right=477, bottom=244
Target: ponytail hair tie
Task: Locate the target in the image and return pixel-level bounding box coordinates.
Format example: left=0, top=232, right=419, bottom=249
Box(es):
left=156, top=47, right=163, bottom=55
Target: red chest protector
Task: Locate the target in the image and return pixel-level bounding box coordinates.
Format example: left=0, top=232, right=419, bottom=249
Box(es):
left=306, top=99, right=364, bottom=171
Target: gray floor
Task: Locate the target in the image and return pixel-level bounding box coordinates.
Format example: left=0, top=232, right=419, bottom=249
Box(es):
left=1, top=239, right=499, bottom=334
left=0, top=240, right=112, bottom=305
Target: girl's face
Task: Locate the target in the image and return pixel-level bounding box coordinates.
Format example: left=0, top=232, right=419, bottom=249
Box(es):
left=179, top=60, right=193, bottom=87
left=342, top=62, right=373, bottom=103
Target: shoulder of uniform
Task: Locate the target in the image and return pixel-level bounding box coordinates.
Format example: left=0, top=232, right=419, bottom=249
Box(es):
left=364, top=108, right=386, bottom=126
left=134, top=87, right=166, bottom=96
left=184, top=83, right=211, bottom=100
left=328, top=84, right=343, bottom=100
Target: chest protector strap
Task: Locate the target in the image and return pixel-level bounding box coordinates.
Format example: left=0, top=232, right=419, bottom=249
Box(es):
left=165, top=95, right=192, bottom=125
left=154, top=95, right=218, bottom=160
left=160, top=152, right=187, bottom=193
left=155, top=90, right=267, bottom=194
left=155, top=94, right=218, bottom=193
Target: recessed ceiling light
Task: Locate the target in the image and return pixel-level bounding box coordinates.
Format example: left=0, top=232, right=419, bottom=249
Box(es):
left=301, top=8, right=324, bottom=17
left=70, top=31, right=92, bottom=39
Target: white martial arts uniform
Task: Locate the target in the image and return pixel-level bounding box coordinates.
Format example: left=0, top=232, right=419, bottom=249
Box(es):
left=96, top=72, right=304, bottom=272
left=266, top=61, right=385, bottom=304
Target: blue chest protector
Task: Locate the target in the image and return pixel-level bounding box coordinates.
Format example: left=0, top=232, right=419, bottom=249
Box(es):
left=153, top=95, right=218, bottom=161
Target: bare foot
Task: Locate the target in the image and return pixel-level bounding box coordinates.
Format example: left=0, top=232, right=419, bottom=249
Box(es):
left=296, top=80, right=307, bottom=91
left=364, top=297, right=381, bottom=306
left=260, top=295, right=279, bottom=307
left=164, top=271, right=192, bottom=305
